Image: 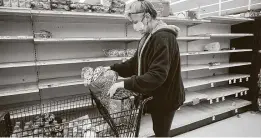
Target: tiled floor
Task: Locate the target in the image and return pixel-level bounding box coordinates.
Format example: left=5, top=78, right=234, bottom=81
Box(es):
left=176, top=111, right=261, bottom=137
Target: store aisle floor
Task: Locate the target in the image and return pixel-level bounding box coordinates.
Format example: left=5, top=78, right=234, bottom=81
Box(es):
left=176, top=111, right=261, bottom=137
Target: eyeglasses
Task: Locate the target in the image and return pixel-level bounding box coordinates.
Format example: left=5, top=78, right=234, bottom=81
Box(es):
left=127, top=11, right=145, bottom=24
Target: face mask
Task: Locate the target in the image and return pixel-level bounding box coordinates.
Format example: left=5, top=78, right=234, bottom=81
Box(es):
left=133, top=21, right=145, bottom=32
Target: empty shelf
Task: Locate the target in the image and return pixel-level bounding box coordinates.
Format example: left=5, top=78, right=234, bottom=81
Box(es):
left=0, top=36, right=33, bottom=42
left=208, top=33, right=253, bottom=39
left=34, top=37, right=140, bottom=43
left=193, top=98, right=251, bottom=116
left=39, top=76, right=83, bottom=89
left=182, top=62, right=251, bottom=71
left=36, top=57, right=126, bottom=66
left=209, top=62, right=251, bottom=70
left=180, top=49, right=252, bottom=56
left=203, top=16, right=254, bottom=24
left=197, top=85, right=249, bottom=100
left=0, top=61, right=36, bottom=68
left=0, top=83, right=39, bottom=97
left=35, top=36, right=209, bottom=43
left=139, top=98, right=251, bottom=137
left=184, top=91, right=208, bottom=104
left=177, top=36, right=210, bottom=41
left=182, top=64, right=209, bottom=72
left=183, top=74, right=250, bottom=88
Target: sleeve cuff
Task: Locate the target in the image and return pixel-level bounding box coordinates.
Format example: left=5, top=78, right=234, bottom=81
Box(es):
left=124, top=78, right=133, bottom=91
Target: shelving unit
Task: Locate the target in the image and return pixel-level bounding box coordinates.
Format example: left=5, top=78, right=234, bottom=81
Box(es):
left=0, top=6, right=256, bottom=137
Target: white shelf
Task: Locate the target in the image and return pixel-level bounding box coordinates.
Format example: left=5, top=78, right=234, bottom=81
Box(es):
left=36, top=57, right=126, bottom=66
left=183, top=74, right=250, bottom=88
left=0, top=61, right=35, bottom=68
left=34, top=36, right=209, bottom=43
left=209, top=62, right=251, bottom=70
left=158, top=16, right=211, bottom=25
left=34, top=37, right=140, bottom=43
left=203, top=16, right=254, bottom=24
left=0, top=7, right=31, bottom=16
left=177, top=36, right=210, bottom=41
left=208, top=33, right=253, bottom=39
left=139, top=98, right=251, bottom=137
left=0, top=83, right=39, bottom=97
left=181, top=64, right=209, bottom=72
left=182, top=62, right=251, bottom=71
left=197, top=85, right=249, bottom=100
left=184, top=91, right=208, bottom=104
left=39, top=76, right=83, bottom=89
left=0, top=36, right=33, bottom=42
left=180, top=49, right=252, bottom=56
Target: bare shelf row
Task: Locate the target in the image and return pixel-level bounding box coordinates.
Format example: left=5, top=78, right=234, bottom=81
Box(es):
left=0, top=73, right=250, bottom=98
left=0, top=50, right=252, bottom=68
left=0, top=34, right=253, bottom=42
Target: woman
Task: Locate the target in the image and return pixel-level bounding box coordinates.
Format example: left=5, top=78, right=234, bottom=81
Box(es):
left=107, top=0, right=185, bottom=136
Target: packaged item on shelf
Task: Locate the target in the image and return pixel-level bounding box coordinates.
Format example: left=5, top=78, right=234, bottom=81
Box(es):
left=208, top=62, right=221, bottom=66
left=31, top=0, right=51, bottom=10
left=109, top=0, right=125, bottom=14
left=204, top=42, right=220, bottom=51
left=149, top=0, right=169, bottom=17
left=0, top=0, right=3, bottom=6
left=34, top=30, right=52, bottom=38
left=51, top=0, right=70, bottom=11
left=103, top=49, right=119, bottom=57
left=117, top=49, right=126, bottom=57
left=126, top=49, right=136, bottom=57
left=11, top=0, right=18, bottom=7
left=3, top=0, right=11, bottom=7
left=91, top=4, right=109, bottom=13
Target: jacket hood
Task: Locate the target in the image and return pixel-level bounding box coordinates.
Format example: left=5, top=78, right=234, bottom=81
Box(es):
left=151, top=20, right=180, bottom=37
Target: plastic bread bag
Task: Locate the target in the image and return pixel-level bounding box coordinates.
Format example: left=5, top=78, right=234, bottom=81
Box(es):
left=92, top=66, right=106, bottom=82
left=81, top=67, right=94, bottom=86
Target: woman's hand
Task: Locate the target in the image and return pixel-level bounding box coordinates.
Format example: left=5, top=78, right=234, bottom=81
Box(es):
left=107, top=81, right=124, bottom=97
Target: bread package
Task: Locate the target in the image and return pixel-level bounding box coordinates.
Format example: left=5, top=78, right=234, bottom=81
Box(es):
left=3, top=0, right=11, bottom=7
left=0, top=0, right=3, bottom=6
left=51, top=0, right=70, bottom=11
left=31, top=0, right=51, bottom=10
left=11, top=0, right=18, bottom=7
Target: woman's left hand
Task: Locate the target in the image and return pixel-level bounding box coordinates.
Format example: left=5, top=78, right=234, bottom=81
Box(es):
left=108, top=81, right=124, bottom=97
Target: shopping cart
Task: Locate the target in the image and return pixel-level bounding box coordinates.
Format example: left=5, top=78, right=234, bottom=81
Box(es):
left=1, top=88, right=152, bottom=137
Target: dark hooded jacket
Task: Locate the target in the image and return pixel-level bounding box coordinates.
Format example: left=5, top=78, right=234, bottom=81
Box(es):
left=110, top=21, right=185, bottom=113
